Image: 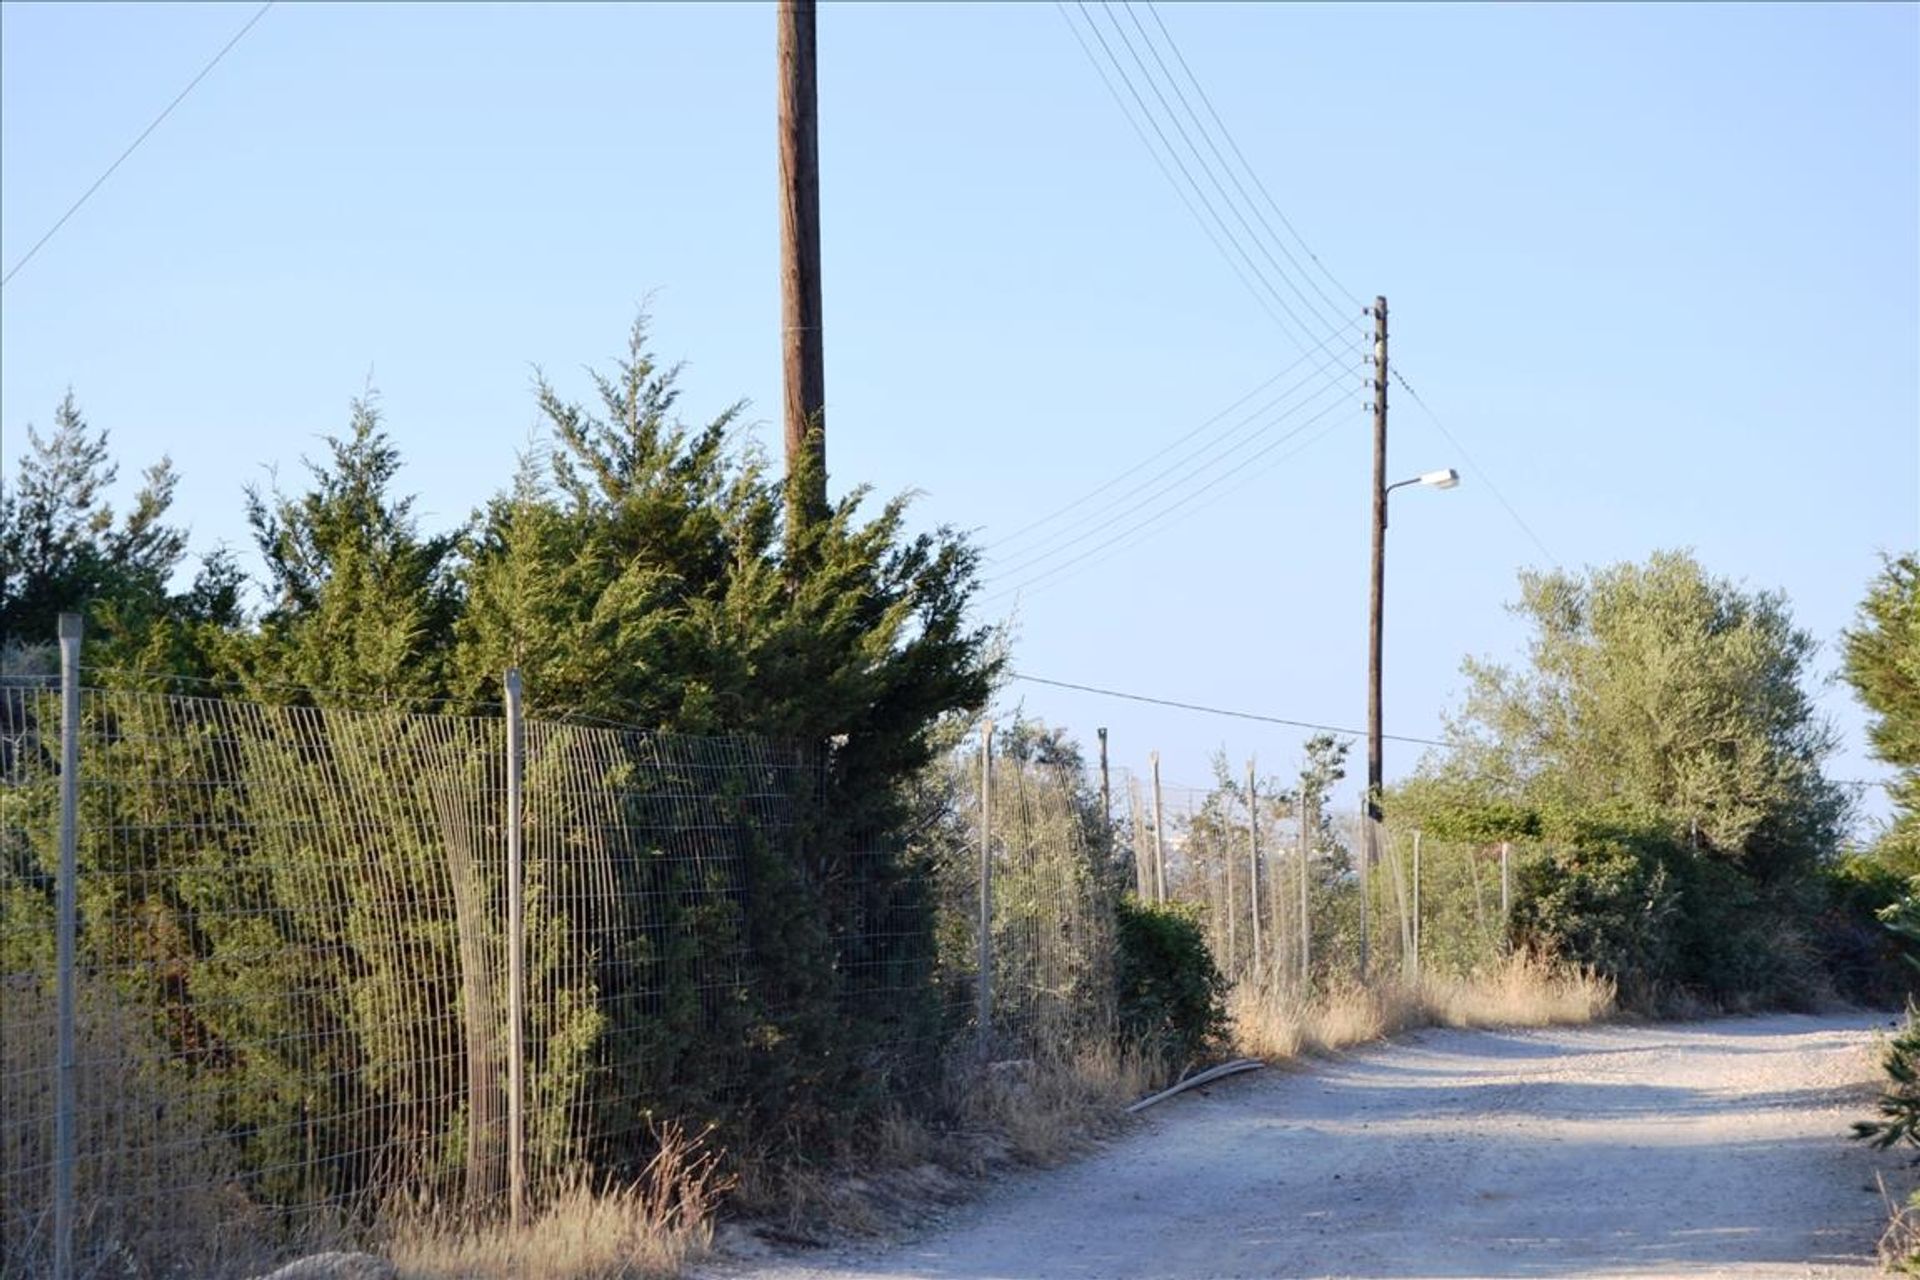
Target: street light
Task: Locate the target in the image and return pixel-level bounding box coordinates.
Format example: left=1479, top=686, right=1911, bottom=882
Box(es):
left=1389, top=468, right=1460, bottom=494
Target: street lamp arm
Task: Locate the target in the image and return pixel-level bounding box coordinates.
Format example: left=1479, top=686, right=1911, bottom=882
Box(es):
left=1387, top=468, right=1462, bottom=495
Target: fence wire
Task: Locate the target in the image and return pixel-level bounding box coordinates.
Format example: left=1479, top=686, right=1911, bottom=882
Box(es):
left=1143, top=782, right=1524, bottom=990
left=1, top=683, right=1129, bottom=1277
left=3, top=671, right=1529, bottom=1278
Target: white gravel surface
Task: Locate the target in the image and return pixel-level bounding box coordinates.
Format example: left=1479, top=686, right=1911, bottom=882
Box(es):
left=703, top=1012, right=1907, bottom=1280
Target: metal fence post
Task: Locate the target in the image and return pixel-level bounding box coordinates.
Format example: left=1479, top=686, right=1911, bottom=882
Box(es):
left=1149, top=752, right=1166, bottom=905
left=1411, top=830, right=1422, bottom=985
left=1246, top=759, right=1261, bottom=979
left=54, top=613, right=81, bottom=1280
left=1359, top=812, right=1372, bottom=982
left=1096, top=727, right=1110, bottom=869
left=1297, top=788, right=1310, bottom=987
left=1500, top=839, right=1512, bottom=944
left=503, top=669, right=527, bottom=1228
left=976, top=720, right=994, bottom=1060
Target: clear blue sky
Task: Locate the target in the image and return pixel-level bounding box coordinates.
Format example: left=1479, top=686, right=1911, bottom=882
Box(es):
left=3, top=2, right=1915, bottom=827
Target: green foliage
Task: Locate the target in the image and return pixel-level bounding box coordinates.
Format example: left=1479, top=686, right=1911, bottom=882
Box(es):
left=1112, top=897, right=1227, bottom=1068
left=1509, top=820, right=1822, bottom=1009
left=1510, top=834, right=1682, bottom=1002
left=1845, top=553, right=1920, bottom=874
left=1815, top=856, right=1915, bottom=1007
left=233, top=395, right=463, bottom=701
left=1440, top=551, right=1844, bottom=875
left=453, top=317, right=995, bottom=840
left=1854, top=1007, right=1920, bottom=1152
left=0, top=393, right=238, bottom=670
left=1402, top=552, right=1846, bottom=1007
left=1, top=312, right=1002, bottom=1218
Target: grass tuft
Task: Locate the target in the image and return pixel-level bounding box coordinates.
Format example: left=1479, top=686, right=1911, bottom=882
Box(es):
left=1229, top=953, right=1614, bottom=1061
left=387, top=1124, right=732, bottom=1280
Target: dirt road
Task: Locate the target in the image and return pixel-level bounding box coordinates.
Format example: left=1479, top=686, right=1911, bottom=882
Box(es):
left=708, top=1013, right=1903, bottom=1280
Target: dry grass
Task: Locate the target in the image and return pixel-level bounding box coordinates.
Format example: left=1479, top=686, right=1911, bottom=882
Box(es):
left=1230, top=953, right=1615, bottom=1062
left=388, top=1125, right=732, bottom=1280
left=731, top=1040, right=1157, bottom=1245
left=955, top=1040, right=1157, bottom=1168
left=1, top=975, right=281, bottom=1278
left=1878, top=1177, right=1920, bottom=1274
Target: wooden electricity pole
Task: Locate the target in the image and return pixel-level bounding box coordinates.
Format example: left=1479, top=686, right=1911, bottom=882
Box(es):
left=1362, top=294, right=1388, bottom=978
left=778, top=0, right=826, bottom=548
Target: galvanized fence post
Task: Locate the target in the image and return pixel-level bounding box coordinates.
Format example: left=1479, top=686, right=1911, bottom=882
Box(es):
left=503, top=669, right=527, bottom=1228
left=1411, top=830, right=1422, bottom=984
left=54, top=613, right=81, bottom=1280
left=1297, top=789, right=1310, bottom=987
left=1149, top=752, right=1166, bottom=905
left=1500, top=839, right=1512, bottom=951
left=976, top=720, right=994, bottom=1060
left=1245, top=759, right=1261, bottom=979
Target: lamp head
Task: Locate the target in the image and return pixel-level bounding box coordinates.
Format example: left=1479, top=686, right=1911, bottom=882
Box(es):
left=1418, top=468, right=1461, bottom=490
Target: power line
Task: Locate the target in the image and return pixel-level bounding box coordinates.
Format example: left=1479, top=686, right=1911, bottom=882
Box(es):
left=983, top=377, right=1356, bottom=599
left=1392, top=367, right=1560, bottom=567
left=1098, top=1, right=1343, bottom=348
left=1055, top=1, right=1298, bottom=340
left=1, top=2, right=275, bottom=290
left=986, top=404, right=1351, bottom=603
left=1120, top=2, right=1353, bottom=336
left=1059, top=2, right=1561, bottom=573
left=1060, top=1, right=1354, bottom=364
left=988, top=342, right=1351, bottom=552
left=1009, top=671, right=1450, bottom=747
left=985, top=352, right=1360, bottom=575
left=1141, top=2, right=1364, bottom=316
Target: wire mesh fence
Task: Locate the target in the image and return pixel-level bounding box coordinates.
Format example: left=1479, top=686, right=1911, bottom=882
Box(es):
left=0, top=669, right=1125, bottom=1277
left=1139, top=779, right=1525, bottom=991
left=3, top=633, right=1534, bottom=1277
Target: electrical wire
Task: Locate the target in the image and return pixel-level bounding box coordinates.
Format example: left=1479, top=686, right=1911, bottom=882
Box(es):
left=1117, top=2, right=1352, bottom=339
left=1009, top=671, right=1449, bottom=747
left=1, top=2, right=275, bottom=289
left=988, top=340, right=1352, bottom=550
left=983, top=388, right=1356, bottom=603
left=985, top=367, right=1356, bottom=586
left=986, top=346, right=1361, bottom=573
left=1392, top=367, right=1560, bottom=567
left=1141, top=2, right=1365, bottom=316
left=1060, top=1, right=1354, bottom=366
left=1056, top=2, right=1562, bottom=578
left=1096, top=1, right=1339, bottom=349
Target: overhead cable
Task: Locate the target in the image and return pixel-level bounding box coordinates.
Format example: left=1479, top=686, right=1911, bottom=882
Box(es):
left=1009, top=672, right=1450, bottom=746
left=1, top=2, right=275, bottom=289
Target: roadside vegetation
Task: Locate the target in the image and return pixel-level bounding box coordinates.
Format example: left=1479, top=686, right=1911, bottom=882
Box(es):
left=4, top=323, right=1910, bottom=1276
left=1840, top=553, right=1920, bottom=1271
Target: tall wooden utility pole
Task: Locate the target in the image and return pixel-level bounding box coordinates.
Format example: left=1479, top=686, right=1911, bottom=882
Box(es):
left=778, top=0, right=826, bottom=547
left=1362, top=294, right=1388, bottom=978
left=1366, top=295, right=1388, bottom=817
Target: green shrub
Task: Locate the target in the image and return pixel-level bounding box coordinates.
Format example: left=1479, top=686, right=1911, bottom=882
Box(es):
left=1510, top=837, right=1681, bottom=1005
left=1815, top=856, right=1912, bottom=1007
left=1112, top=897, right=1227, bottom=1070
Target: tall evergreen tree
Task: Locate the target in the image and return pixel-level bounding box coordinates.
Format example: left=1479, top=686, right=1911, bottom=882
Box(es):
left=1845, top=553, right=1920, bottom=873
left=234, top=394, right=461, bottom=701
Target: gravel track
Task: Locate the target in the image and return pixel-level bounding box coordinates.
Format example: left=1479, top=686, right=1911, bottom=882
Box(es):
left=705, top=1012, right=1905, bottom=1280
